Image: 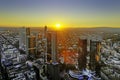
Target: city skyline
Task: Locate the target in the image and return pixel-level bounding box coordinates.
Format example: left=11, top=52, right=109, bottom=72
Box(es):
left=0, top=0, right=120, bottom=28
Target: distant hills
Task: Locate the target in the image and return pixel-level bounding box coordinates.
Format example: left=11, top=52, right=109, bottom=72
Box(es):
left=0, top=27, right=120, bottom=33
left=66, top=27, right=120, bottom=33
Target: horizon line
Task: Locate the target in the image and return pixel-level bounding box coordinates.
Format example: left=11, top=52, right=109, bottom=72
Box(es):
left=0, top=26, right=120, bottom=28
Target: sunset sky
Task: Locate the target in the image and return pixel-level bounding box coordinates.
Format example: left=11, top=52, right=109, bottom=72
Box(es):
left=0, top=0, right=120, bottom=28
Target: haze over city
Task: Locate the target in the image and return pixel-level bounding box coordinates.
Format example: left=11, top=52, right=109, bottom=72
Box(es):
left=0, top=0, right=120, bottom=28
left=1, top=0, right=120, bottom=80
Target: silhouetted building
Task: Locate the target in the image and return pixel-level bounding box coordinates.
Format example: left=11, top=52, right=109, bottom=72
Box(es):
left=46, top=31, right=57, bottom=62
left=47, top=32, right=52, bottom=62
left=46, top=31, right=59, bottom=80
left=78, top=38, right=87, bottom=70
left=90, top=40, right=101, bottom=76
left=47, top=63, right=60, bottom=80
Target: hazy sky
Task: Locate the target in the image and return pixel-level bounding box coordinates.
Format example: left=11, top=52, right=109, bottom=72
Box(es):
left=0, top=0, right=120, bottom=28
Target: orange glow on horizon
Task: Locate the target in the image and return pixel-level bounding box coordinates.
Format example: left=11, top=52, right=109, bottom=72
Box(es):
left=51, top=23, right=64, bottom=30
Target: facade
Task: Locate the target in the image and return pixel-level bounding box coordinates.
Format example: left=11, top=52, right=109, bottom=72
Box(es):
left=19, top=27, right=37, bottom=58
left=28, top=35, right=37, bottom=57
left=51, top=31, right=57, bottom=63
left=78, top=38, right=87, bottom=70
left=19, top=27, right=27, bottom=50
left=90, top=40, right=101, bottom=76
left=47, top=31, right=57, bottom=62
left=47, top=32, right=52, bottom=62
left=19, top=27, right=30, bottom=52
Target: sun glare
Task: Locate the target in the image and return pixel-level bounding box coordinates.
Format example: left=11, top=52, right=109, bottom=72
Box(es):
left=54, top=23, right=62, bottom=30
left=56, top=24, right=61, bottom=28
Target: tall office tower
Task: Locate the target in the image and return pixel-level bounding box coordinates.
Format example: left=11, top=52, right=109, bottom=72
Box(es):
left=46, top=32, right=52, bottom=62
left=78, top=38, right=87, bottom=70
left=44, top=26, right=47, bottom=38
left=44, top=26, right=47, bottom=63
left=51, top=31, right=57, bottom=63
left=90, top=40, right=101, bottom=75
left=47, top=31, right=60, bottom=80
left=37, top=33, right=42, bottom=40
left=46, top=31, right=57, bottom=62
left=28, top=35, right=37, bottom=57
left=26, top=28, right=31, bottom=54
left=19, top=27, right=30, bottom=52
left=37, top=33, right=42, bottom=55
left=26, top=27, right=30, bottom=36
left=19, top=27, right=26, bottom=49
left=19, top=27, right=37, bottom=57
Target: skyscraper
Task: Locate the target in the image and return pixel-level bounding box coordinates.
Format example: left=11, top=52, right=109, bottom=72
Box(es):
left=46, top=31, right=57, bottom=63
left=78, top=38, right=87, bottom=70
left=19, top=27, right=37, bottom=58
left=47, top=32, right=52, bottom=62
left=28, top=35, right=36, bottom=57
left=90, top=40, right=101, bottom=75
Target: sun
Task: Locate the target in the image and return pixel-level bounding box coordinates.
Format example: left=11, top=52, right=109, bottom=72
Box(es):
left=54, top=23, right=62, bottom=30
left=56, top=24, right=61, bottom=29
